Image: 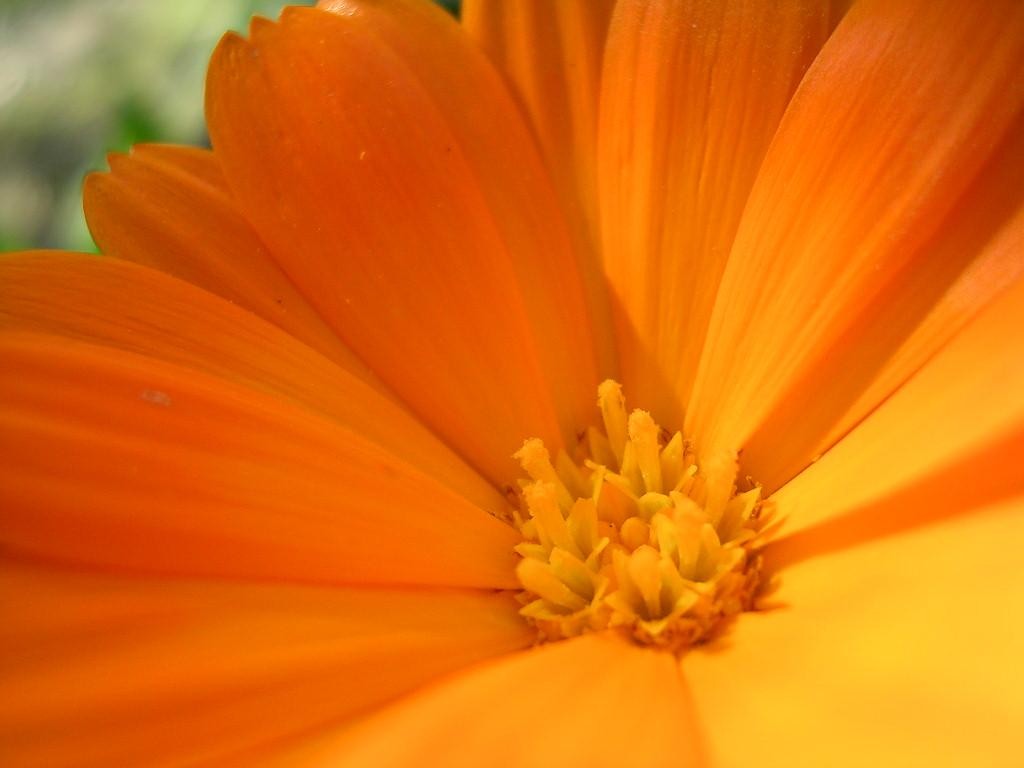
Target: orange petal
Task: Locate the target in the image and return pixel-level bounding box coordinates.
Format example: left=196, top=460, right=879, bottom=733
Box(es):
left=83, top=144, right=376, bottom=383
left=0, top=557, right=530, bottom=766
left=0, top=251, right=504, bottom=513
left=766, top=270, right=1024, bottom=561
left=265, top=632, right=704, bottom=767
left=687, top=0, right=1024, bottom=467
left=743, top=117, right=1024, bottom=490
left=208, top=5, right=600, bottom=483
left=683, top=496, right=1024, bottom=767
left=462, top=0, right=618, bottom=376
left=0, top=333, right=519, bottom=589
left=599, top=0, right=833, bottom=426
left=819, top=191, right=1024, bottom=460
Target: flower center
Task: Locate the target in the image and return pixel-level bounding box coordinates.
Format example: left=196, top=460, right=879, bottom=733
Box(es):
left=511, top=380, right=772, bottom=652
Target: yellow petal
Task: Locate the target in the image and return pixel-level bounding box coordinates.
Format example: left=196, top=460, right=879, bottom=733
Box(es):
left=683, top=496, right=1024, bottom=767
left=462, top=0, right=618, bottom=375
left=768, top=271, right=1024, bottom=559
left=0, top=558, right=530, bottom=766
left=688, top=0, right=1024, bottom=467
left=600, top=0, right=833, bottom=425
left=0, top=334, right=519, bottom=589
left=264, top=632, right=703, bottom=767
left=208, top=5, right=599, bottom=483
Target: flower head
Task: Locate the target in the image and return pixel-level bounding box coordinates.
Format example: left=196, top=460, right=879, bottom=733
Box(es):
left=1, top=0, right=1023, bottom=765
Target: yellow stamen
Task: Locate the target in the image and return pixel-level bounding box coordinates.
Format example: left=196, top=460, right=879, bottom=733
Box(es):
left=628, top=410, right=662, bottom=493
left=597, top=379, right=628, bottom=467
left=514, top=439, right=574, bottom=512
left=523, top=482, right=580, bottom=558
left=619, top=516, right=650, bottom=551
left=511, top=382, right=771, bottom=652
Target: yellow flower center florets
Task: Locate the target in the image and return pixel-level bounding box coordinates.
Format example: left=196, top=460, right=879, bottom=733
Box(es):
left=511, top=380, right=773, bottom=652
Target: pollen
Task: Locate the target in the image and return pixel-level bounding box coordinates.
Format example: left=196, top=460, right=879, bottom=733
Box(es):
left=511, top=380, right=774, bottom=652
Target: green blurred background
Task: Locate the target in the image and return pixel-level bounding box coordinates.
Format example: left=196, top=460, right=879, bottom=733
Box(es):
left=0, top=0, right=458, bottom=252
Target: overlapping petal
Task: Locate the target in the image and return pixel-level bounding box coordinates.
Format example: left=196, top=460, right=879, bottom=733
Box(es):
left=265, top=632, right=703, bottom=767
left=820, top=181, right=1024, bottom=457
left=743, top=117, right=1024, bottom=489
left=462, top=0, right=613, bottom=247
left=462, top=0, right=618, bottom=373
left=767, top=270, right=1024, bottom=558
left=599, top=0, right=833, bottom=426
left=0, top=251, right=504, bottom=512
left=0, top=558, right=530, bottom=766
left=208, top=4, right=600, bottom=483
left=0, top=334, right=519, bottom=588
left=687, top=0, right=1024, bottom=481
left=684, top=497, right=1024, bottom=767
left=83, top=144, right=376, bottom=382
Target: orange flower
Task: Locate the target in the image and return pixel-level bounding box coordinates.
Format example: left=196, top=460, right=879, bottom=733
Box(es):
left=2, top=0, right=1023, bottom=765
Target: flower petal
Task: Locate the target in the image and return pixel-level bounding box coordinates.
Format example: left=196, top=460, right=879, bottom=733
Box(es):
left=599, top=0, right=833, bottom=425
left=265, top=632, right=704, bottom=767
left=0, top=333, right=519, bottom=588
left=743, top=120, right=1024, bottom=490
left=207, top=5, right=600, bottom=483
left=0, top=557, right=530, bottom=766
left=683, top=497, right=1024, bottom=767
left=461, top=0, right=618, bottom=374
left=83, top=144, right=375, bottom=383
left=819, top=194, right=1024, bottom=460
left=687, top=0, right=1024, bottom=466
left=766, top=270, right=1024, bottom=560
left=0, top=251, right=505, bottom=513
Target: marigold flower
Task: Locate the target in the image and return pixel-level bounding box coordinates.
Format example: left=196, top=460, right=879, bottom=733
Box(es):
left=1, top=0, right=1022, bottom=765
